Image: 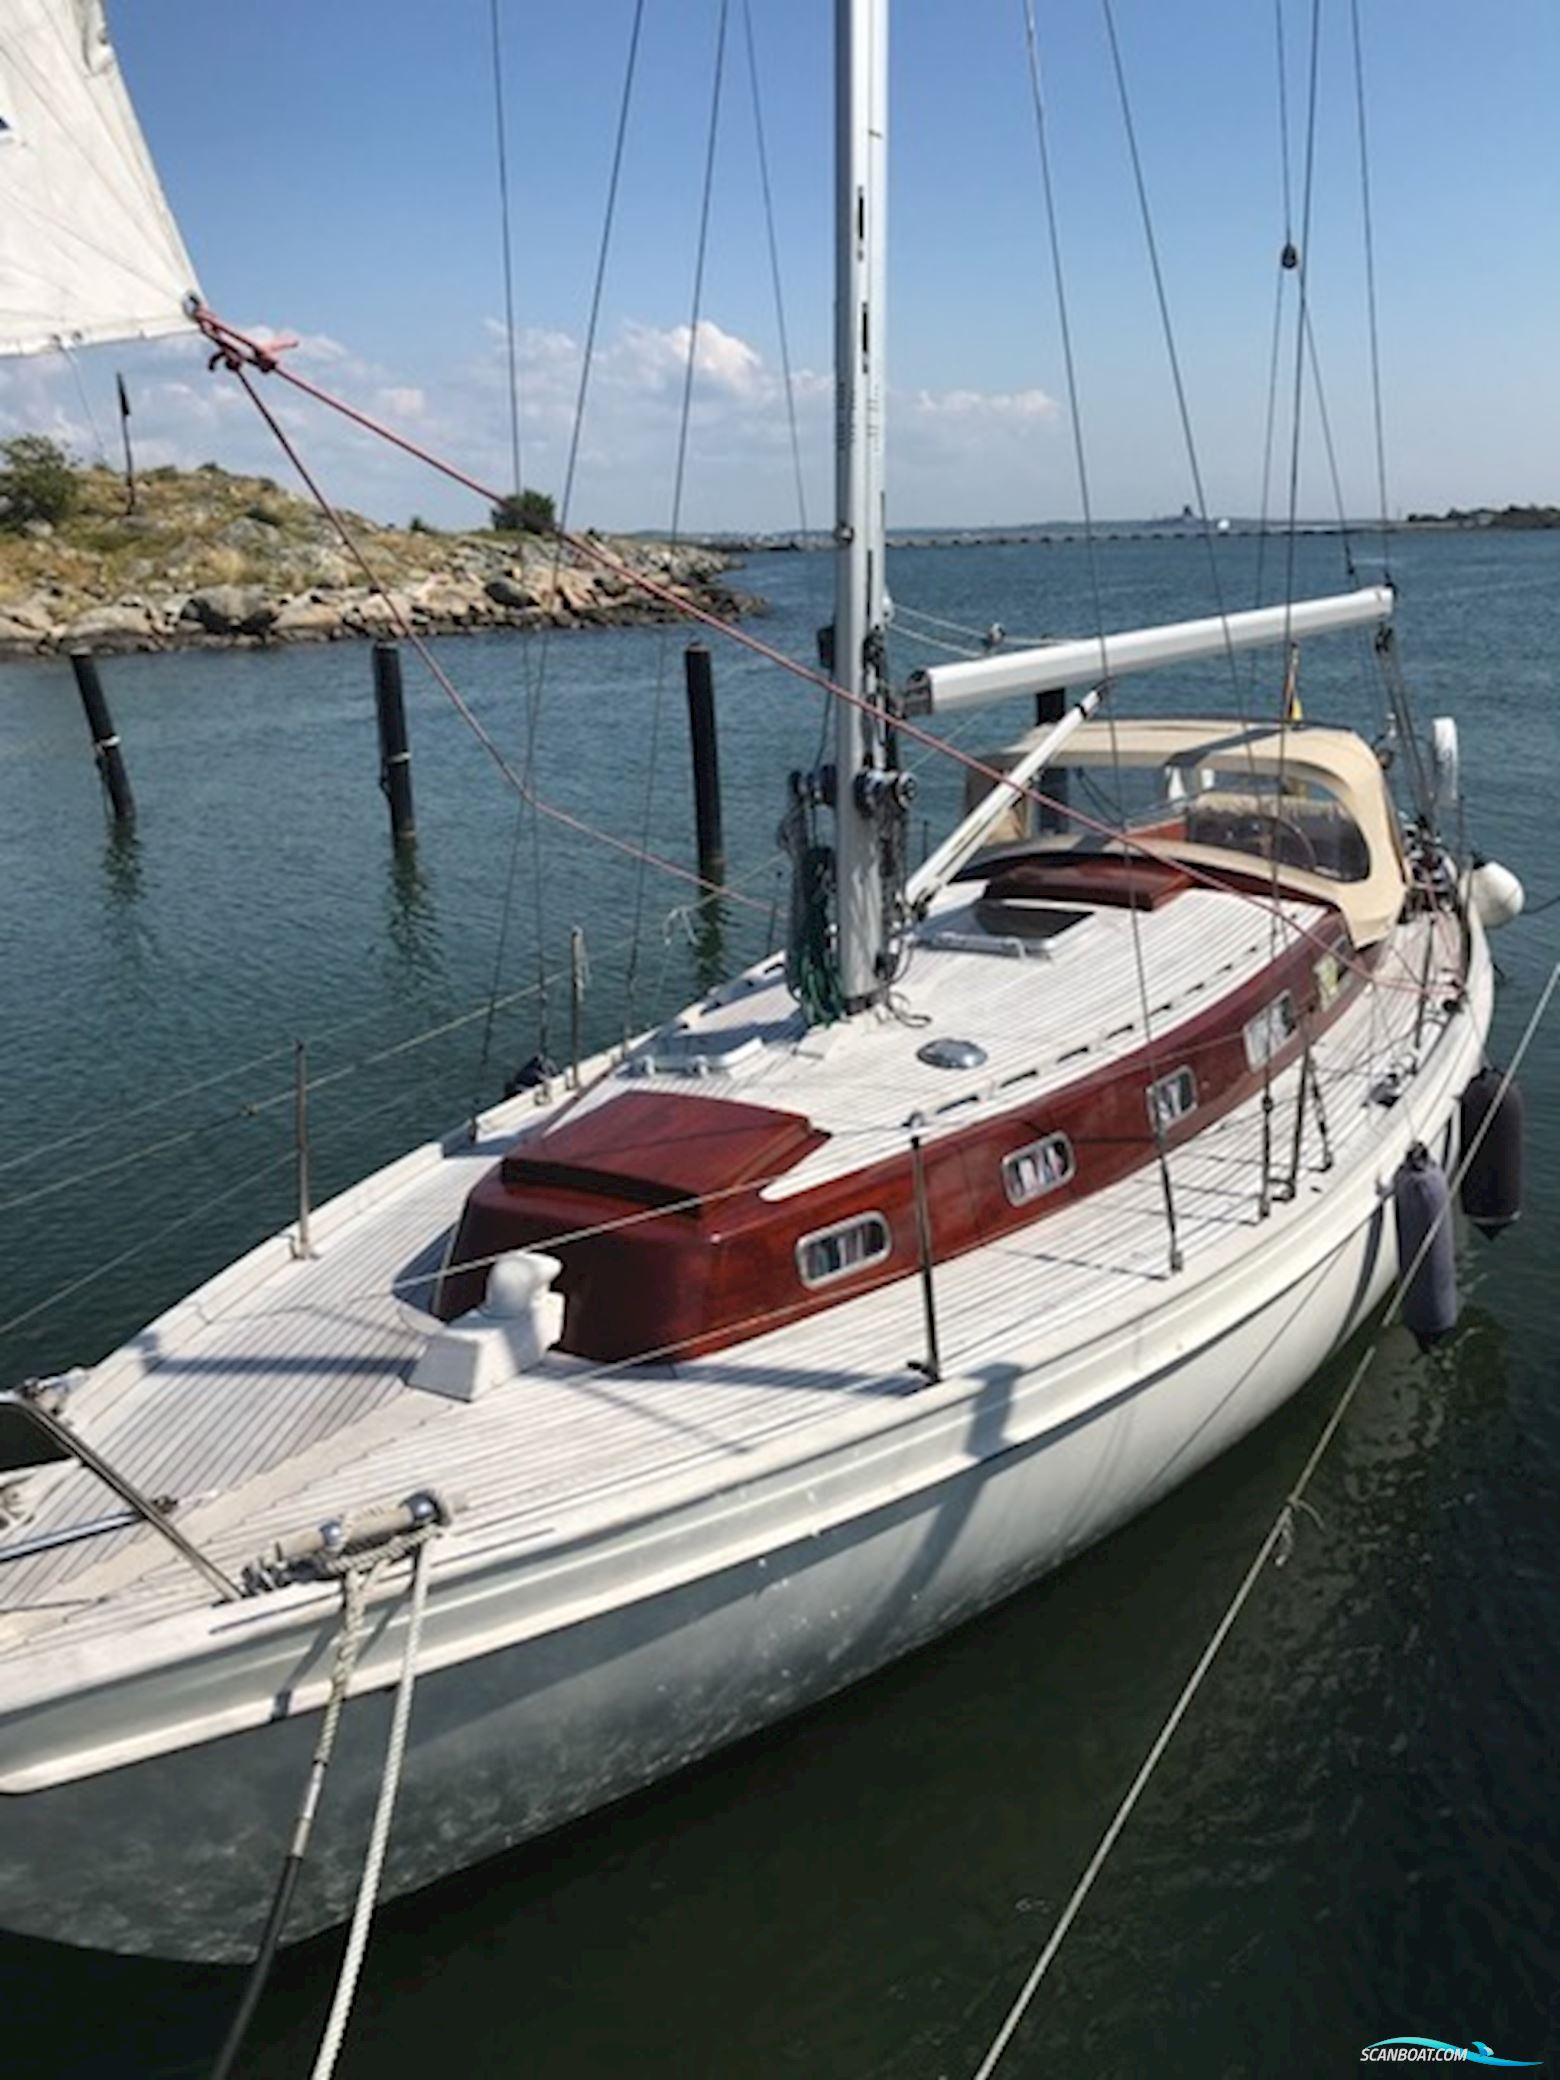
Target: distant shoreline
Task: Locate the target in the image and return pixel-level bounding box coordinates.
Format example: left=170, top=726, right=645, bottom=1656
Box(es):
left=0, top=460, right=758, bottom=660
left=691, top=506, right=1559, bottom=554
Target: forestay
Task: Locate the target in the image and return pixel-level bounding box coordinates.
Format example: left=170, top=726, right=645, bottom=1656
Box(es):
left=0, top=0, right=199, bottom=357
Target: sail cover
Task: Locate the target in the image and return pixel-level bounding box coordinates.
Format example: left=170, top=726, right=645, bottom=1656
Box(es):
left=0, top=0, right=200, bottom=358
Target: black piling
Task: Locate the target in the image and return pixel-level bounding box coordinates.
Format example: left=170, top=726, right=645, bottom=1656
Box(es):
left=1034, top=686, right=1068, bottom=832
left=372, top=640, right=416, bottom=844
left=69, top=650, right=135, bottom=826
left=684, top=642, right=725, bottom=889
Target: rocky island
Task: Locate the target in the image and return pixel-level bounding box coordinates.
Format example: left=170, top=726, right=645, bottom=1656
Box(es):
left=0, top=446, right=756, bottom=658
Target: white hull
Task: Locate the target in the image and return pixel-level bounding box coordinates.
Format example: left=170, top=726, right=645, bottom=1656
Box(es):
left=0, top=929, right=1490, bottom=1959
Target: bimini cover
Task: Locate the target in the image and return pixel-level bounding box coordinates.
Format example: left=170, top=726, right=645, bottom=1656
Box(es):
left=0, top=0, right=200, bottom=357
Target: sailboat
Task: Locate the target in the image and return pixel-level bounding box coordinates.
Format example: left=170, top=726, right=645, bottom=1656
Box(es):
left=0, top=0, right=1526, bottom=1964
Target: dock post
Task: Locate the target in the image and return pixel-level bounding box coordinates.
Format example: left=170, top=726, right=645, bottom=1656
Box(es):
left=372, top=641, right=416, bottom=844
left=1034, top=687, right=1068, bottom=833
left=68, top=650, right=135, bottom=826
left=683, top=643, right=725, bottom=889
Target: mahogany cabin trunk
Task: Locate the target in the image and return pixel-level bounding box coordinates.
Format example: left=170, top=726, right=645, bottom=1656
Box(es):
left=437, top=886, right=1365, bottom=1363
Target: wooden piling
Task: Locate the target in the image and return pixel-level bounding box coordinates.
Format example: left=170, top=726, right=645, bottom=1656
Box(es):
left=68, top=650, right=135, bottom=826
left=1034, top=686, right=1068, bottom=832
left=683, top=642, right=725, bottom=889
left=372, top=641, right=416, bottom=844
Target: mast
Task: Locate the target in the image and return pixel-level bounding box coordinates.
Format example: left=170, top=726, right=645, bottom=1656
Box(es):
left=832, top=0, right=891, bottom=1008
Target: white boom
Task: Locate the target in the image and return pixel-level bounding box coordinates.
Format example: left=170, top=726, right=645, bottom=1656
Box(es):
left=904, top=585, right=1393, bottom=716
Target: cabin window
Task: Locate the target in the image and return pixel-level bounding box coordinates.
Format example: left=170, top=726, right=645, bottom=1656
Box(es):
left=1147, top=1065, right=1197, bottom=1135
left=796, top=1213, right=891, bottom=1289
left=1243, top=991, right=1298, bottom=1070
left=1002, top=1133, right=1075, bottom=1206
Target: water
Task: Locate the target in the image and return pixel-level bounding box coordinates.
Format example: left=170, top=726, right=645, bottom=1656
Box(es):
left=2, top=530, right=1556, bottom=2077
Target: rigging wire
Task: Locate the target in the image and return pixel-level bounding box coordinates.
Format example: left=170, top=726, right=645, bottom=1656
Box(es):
left=1097, top=0, right=1260, bottom=734
left=488, top=0, right=524, bottom=503
left=0, top=846, right=790, bottom=1243
left=1024, top=0, right=1181, bottom=1265
left=510, top=0, right=649, bottom=1076
left=740, top=0, right=833, bottom=768
left=966, top=961, right=1560, bottom=2079
left=191, top=308, right=1438, bottom=1000
left=1260, top=0, right=1323, bottom=1210
left=58, top=341, right=106, bottom=463
left=1278, top=0, right=1324, bottom=636
left=476, top=0, right=531, bottom=1091
left=1349, top=0, right=1394, bottom=578
left=227, top=362, right=766, bottom=919
left=623, top=0, right=731, bottom=1035
left=742, top=0, right=810, bottom=550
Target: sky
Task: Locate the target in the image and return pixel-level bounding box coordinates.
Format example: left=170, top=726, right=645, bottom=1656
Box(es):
left=3, top=0, right=1557, bottom=531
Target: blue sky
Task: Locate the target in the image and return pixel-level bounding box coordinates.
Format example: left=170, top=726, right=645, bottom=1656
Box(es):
left=4, top=0, right=1556, bottom=529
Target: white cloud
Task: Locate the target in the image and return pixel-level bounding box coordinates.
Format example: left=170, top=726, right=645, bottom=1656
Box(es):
left=0, top=315, right=1075, bottom=530
left=911, top=386, right=1058, bottom=421
left=375, top=385, right=426, bottom=421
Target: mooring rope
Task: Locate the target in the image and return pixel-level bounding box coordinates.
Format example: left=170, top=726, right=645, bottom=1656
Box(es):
left=308, top=1533, right=437, bottom=2080
left=967, top=958, right=1558, bottom=2077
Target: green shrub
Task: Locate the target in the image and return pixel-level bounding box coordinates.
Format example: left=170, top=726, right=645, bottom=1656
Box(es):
left=0, top=435, right=79, bottom=531
left=490, top=487, right=556, bottom=535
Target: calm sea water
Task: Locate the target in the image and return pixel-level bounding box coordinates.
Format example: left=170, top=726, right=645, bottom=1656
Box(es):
left=1, top=529, right=1556, bottom=2077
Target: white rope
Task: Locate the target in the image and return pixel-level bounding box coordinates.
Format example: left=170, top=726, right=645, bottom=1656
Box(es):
left=969, top=961, right=1557, bottom=2078
left=308, top=1536, right=436, bottom=2080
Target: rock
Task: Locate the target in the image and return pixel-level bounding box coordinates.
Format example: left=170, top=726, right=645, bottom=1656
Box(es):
left=180, top=585, right=275, bottom=635
left=339, top=590, right=415, bottom=633
left=408, top=575, right=483, bottom=623
left=270, top=594, right=344, bottom=639
left=0, top=610, right=52, bottom=648
left=21, top=519, right=53, bottom=541
left=60, top=602, right=162, bottom=646
left=483, top=573, right=534, bottom=610
left=555, top=569, right=599, bottom=614
left=0, top=595, right=56, bottom=633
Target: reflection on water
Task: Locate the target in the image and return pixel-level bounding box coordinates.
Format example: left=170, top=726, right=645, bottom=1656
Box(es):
left=98, top=824, right=160, bottom=995
left=691, top=892, right=728, bottom=997
left=383, top=844, right=444, bottom=994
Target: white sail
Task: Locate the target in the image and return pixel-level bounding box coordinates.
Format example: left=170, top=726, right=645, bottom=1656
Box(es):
left=0, top=0, right=200, bottom=358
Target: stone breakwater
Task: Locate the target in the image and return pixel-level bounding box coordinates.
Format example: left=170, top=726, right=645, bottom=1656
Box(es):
left=0, top=539, right=756, bottom=657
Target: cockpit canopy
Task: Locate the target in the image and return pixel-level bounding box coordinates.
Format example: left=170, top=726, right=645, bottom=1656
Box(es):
left=964, top=718, right=1410, bottom=946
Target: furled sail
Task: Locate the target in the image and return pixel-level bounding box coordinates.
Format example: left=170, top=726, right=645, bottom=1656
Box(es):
left=0, top=0, right=200, bottom=358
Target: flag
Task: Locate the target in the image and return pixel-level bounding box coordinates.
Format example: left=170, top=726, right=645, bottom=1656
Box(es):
left=116, top=372, right=136, bottom=513
left=1281, top=642, right=1302, bottom=724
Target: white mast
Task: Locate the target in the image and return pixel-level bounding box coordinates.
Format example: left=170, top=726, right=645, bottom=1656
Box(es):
left=832, top=0, right=890, bottom=1008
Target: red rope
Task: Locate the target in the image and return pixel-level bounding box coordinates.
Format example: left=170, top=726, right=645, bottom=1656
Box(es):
left=194, top=304, right=1442, bottom=995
